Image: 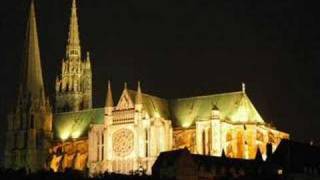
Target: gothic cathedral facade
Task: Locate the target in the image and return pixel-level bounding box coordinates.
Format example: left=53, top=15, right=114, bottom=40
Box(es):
left=4, top=0, right=289, bottom=175
left=88, top=82, right=172, bottom=174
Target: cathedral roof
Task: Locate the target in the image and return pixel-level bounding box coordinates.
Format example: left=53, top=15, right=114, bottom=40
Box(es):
left=53, top=90, right=265, bottom=140
left=170, top=91, right=265, bottom=127
left=127, top=90, right=171, bottom=120
left=54, top=108, right=104, bottom=140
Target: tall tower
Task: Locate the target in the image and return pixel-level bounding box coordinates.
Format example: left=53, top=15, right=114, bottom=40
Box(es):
left=55, top=0, right=92, bottom=112
left=4, top=0, right=52, bottom=171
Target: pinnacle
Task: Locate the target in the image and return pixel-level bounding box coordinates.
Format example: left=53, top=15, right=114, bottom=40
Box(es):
left=106, top=80, right=114, bottom=107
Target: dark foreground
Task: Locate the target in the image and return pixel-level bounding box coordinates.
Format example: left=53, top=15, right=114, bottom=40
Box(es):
left=0, top=168, right=318, bottom=180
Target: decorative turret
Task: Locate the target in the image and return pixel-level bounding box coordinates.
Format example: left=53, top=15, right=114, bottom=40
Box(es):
left=105, top=80, right=114, bottom=115
left=135, top=81, right=143, bottom=112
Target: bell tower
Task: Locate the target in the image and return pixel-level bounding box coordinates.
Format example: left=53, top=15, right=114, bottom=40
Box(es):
left=4, top=0, right=52, bottom=171
left=55, top=0, right=92, bottom=112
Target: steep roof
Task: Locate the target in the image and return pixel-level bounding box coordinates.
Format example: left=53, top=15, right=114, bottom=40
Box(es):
left=53, top=108, right=104, bottom=140
left=128, top=90, right=171, bottom=120
left=52, top=90, right=267, bottom=140
left=170, top=91, right=264, bottom=127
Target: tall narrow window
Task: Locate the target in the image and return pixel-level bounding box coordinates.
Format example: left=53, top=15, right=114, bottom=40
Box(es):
left=97, top=133, right=99, bottom=161
left=101, top=133, right=104, bottom=160
left=145, top=129, right=148, bottom=157
left=202, top=130, right=206, bottom=155
left=208, top=128, right=212, bottom=154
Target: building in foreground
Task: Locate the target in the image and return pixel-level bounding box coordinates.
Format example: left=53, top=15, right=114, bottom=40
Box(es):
left=152, top=140, right=320, bottom=180
left=4, top=0, right=289, bottom=175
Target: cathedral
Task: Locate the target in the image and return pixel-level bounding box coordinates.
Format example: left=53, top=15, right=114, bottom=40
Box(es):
left=4, top=0, right=289, bottom=175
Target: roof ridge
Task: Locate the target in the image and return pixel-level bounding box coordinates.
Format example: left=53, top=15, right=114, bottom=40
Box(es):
left=54, top=107, right=104, bottom=115
left=172, top=91, right=243, bottom=101
left=127, top=89, right=168, bottom=102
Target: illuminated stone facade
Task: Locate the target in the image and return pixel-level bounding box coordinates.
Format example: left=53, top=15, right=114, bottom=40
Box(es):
left=88, top=82, right=173, bottom=174
left=49, top=139, right=88, bottom=172
left=194, top=106, right=288, bottom=159
left=5, top=0, right=289, bottom=175
left=171, top=85, right=289, bottom=160
left=55, top=0, right=92, bottom=113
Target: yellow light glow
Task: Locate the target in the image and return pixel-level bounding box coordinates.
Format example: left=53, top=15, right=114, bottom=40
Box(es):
left=231, top=105, right=248, bottom=122
left=60, top=131, right=70, bottom=141
left=181, top=121, right=192, bottom=128
left=71, top=130, right=81, bottom=139
left=154, top=112, right=160, bottom=118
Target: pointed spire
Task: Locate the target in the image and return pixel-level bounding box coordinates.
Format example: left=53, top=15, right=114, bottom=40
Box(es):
left=124, top=82, right=128, bottom=90
left=105, top=80, right=114, bottom=107
left=85, top=51, right=91, bottom=69
left=66, top=0, right=81, bottom=58
left=86, top=51, right=90, bottom=62
left=21, top=0, right=45, bottom=104
left=242, top=82, right=246, bottom=94
left=86, top=51, right=90, bottom=61
left=135, top=81, right=143, bottom=105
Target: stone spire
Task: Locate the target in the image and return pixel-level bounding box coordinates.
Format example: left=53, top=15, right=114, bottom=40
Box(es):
left=55, top=0, right=92, bottom=112
left=135, top=81, right=143, bottom=105
left=66, top=0, right=81, bottom=59
left=105, top=81, right=114, bottom=107
left=21, top=0, right=45, bottom=103
left=135, top=81, right=143, bottom=112
left=4, top=1, right=53, bottom=171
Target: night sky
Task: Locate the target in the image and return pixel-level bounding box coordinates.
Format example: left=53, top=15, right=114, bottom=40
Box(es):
left=0, top=0, right=319, bottom=153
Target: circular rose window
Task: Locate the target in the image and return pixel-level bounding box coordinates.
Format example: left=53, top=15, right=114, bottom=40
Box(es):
left=112, top=129, right=134, bottom=157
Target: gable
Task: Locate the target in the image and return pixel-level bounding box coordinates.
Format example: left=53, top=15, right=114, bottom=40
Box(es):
left=116, top=89, right=134, bottom=110
left=128, top=90, right=171, bottom=120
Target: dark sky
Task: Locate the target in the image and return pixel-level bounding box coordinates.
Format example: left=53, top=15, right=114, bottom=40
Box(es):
left=1, top=0, right=320, bottom=150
